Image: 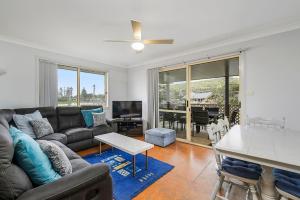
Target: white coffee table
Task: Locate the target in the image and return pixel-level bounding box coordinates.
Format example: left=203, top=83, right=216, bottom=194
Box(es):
left=94, top=132, right=154, bottom=176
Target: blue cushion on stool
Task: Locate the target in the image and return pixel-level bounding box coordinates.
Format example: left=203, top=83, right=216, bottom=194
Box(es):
left=273, top=169, right=300, bottom=198
left=222, top=157, right=262, bottom=180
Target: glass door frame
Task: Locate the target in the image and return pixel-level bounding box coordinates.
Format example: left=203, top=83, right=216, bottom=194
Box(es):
left=158, top=53, right=243, bottom=147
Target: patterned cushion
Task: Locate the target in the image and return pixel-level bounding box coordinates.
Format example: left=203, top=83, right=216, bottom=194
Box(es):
left=222, top=157, right=262, bottom=180
left=30, top=118, right=54, bottom=138
left=37, top=140, right=72, bottom=176
left=92, top=112, right=107, bottom=127
left=273, top=169, right=300, bottom=198
left=9, top=127, right=61, bottom=185
left=13, top=110, right=43, bottom=138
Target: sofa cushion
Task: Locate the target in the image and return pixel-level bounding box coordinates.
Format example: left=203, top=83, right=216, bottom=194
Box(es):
left=0, top=164, right=33, bottom=200
left=0, top=123, right=14, bottom=168
left=64, top=128, right=93, bottom=143
left=50, top=140, right=81, bottom=160
left=81, top=108, right=103, bottom=128
left=222, top=157, right=262, bottom=180
left=92, top=125, right=113, bottom=136
left=39, top=133, right=68, bottom=145
left=70, top=159, right=90, bottom=172
left=13, top=110, right=43, bottom=139
left=93, top=112, right=107, bottom=127
left=0, top=109, right=15, bottom=125
left=15, top=107, right=58, bottom=132
left=9, top=127, right=61, bottom=185
left=57, top=107, right=82, bottom=131
left=30, top=118, right=54, bottom=138
left=67, top=139, right=94, bottom=152
left=37, top=140, right=72, bottom=176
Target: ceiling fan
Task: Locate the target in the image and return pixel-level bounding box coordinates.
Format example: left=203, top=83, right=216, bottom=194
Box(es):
left=104, top=20, right=174, bottom=52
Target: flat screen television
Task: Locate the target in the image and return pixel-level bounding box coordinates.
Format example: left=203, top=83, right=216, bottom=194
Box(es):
left=112, top=101, right=142, bottom=119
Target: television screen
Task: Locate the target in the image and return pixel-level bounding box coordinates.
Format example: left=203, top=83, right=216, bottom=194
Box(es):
left=112, top=101, right=142, bottom=119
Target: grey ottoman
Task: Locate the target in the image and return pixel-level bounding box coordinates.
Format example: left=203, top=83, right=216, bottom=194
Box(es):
left=145, top=128, right=176, bottom=147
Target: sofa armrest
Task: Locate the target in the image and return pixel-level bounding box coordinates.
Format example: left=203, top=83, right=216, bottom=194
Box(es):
left=17, top=164, right=113, bottom=200
left=106, top=119, right=118, bottom=132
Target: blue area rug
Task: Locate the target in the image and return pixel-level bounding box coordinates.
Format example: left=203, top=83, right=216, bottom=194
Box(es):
left=83, top=149, right=174, bottom=200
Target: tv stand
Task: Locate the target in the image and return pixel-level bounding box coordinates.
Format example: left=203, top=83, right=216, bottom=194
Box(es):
left=110, top=118, right=143, bottom=136
left=119, top=113, right=141, bottom=121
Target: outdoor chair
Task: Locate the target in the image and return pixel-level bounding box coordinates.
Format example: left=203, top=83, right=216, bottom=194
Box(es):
left=192, top=110, right=209, bottom=134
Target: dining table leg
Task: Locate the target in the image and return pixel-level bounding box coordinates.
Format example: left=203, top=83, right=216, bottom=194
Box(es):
left=261, top=166, right=278, bottom=200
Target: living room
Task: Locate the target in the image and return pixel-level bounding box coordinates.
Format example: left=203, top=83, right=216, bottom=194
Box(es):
left=1, top=1, right=300, bottom=200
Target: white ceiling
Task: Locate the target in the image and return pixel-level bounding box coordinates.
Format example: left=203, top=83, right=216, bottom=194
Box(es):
left=0, top=0, right=300, bottom=68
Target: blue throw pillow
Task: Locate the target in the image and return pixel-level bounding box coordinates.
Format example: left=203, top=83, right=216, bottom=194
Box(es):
left=9, top=127, right=61, bottom=186
left=81, top=108, right=103, bottom=127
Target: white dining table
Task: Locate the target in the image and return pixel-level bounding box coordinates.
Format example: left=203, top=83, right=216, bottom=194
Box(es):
left=215, top=125, right=300, bottom=200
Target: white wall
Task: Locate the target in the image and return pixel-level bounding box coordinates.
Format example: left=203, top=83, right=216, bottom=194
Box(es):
left=245, top=30, right=300, bottom=130
left=0, top=40, right=128, bottom=118
left=128, top=29, right=300, bottom=131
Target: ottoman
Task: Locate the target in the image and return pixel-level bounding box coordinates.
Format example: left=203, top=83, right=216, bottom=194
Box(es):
left=145, top=128, right=176, bottom=147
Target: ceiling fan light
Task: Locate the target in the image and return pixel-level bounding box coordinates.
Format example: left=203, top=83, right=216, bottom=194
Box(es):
left=131, top=42, right=144, bottom=51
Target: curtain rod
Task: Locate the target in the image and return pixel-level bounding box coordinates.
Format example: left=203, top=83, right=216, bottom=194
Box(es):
left=159, top=48, right=247, bottom=69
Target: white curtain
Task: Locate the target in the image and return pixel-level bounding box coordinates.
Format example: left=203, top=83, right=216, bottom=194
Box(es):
left=39, top=60, right=58, bottom=107
left=239, top=51, right=247, bottom=125
left=147, top=67, right=159, bottom=129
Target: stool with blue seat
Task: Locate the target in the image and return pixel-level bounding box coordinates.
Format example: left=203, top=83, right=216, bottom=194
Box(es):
left=145, top=128, right=176, bottom=147
left=273, top=169, right=300, bottom=200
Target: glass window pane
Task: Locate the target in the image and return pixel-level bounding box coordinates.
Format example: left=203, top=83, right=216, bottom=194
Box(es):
left=80, top=71, right=106, bottom=106
left=159, top=68, right=186, bottom=111
left=57, top=68, right=78, bottom=106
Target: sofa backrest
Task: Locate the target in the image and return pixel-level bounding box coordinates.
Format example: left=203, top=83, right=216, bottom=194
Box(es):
left=0, top=105, right=104, bottom=132
left=14, top=107, right=58, bottom=132
left=57, top=107, right=83, bottom=131
left=0, top=117, right=33, bottom=199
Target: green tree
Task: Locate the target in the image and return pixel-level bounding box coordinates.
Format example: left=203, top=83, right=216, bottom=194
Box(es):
left=81, top=87, right=88, bottom=98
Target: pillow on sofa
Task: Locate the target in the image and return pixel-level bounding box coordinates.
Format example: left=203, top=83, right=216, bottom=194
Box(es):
left=9, top=127, right=61, bottom=186
left=30, top=118, right=54, bottom=138
left=37, top=140, right=72, bottom=176
left=13, top=110, right=43, bottom=139
left=92, top=112, right=107, bottom=127
left=81, top=108, right=103, bottom=128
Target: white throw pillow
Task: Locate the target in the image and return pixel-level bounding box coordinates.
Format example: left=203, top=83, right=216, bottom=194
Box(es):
left=92, top=112, right=107, bottom=127
left=13, top=110, right=43, bottom=139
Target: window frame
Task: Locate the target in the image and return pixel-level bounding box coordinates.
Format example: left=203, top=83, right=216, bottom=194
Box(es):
left=57, top=65, right=108, bottom=107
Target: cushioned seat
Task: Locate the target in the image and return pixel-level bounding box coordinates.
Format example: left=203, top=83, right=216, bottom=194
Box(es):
left=50, top=140, right=81, bottom=160
left=39, top=133, right=68, bottom=144
left=222, top=157, right=262, bottom=180
left=273, top=169, right=300, bottom=198
left=145, top=128, right=176, bottom=147
left=64, top=128, right=93, bottom=143
left=92, top=125, right=113, bottom=136
left=70, top=159, right=90, bottom=172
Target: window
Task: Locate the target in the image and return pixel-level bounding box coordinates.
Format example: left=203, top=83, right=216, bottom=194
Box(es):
left=57, top=66, right=107, bottom=107
left=57, top=68, right=78, bottom=106
left=80, top=71, right=106, bottom=106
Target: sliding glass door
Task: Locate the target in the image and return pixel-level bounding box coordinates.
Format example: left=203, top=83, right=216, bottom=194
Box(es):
left=158, top=56, right=240, bottom=147
left=159, top=67, right=189, bottom=140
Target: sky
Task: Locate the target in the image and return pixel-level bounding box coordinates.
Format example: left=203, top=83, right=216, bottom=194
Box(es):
left=57, top=69, right=105, bottom=95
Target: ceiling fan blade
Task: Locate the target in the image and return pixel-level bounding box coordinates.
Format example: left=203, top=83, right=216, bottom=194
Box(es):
left=131, top=20, right=142, bottom=40
left=143, top=39, right=174, bottom=44
left=104, top=40, right=133, bottom=43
